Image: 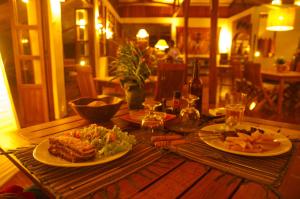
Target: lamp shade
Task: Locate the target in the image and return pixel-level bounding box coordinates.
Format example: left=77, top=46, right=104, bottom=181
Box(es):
left=136, top=29, right=149, bottom=39
left=155, top=39, right=169, bottom=51
left=266, top=7, right=295, bottom=31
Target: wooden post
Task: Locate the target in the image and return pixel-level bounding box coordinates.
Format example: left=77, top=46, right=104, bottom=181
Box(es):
left=209, top=0, right=218, bottom=106
left=183, top=0, right=190, bottom=82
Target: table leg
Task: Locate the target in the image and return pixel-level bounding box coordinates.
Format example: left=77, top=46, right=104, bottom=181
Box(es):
left=278, top=79, right=284, bottom=116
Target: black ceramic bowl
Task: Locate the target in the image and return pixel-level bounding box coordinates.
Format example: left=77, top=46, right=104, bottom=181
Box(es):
left=69, top=96, right=123, bottom=123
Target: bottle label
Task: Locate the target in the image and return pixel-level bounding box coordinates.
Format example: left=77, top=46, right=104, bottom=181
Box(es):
left=173, top=99, right=180, bottom=109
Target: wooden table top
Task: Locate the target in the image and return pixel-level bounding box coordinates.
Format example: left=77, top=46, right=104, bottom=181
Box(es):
left=1, top=105, right=300, bottom=199
left=261, top=70, right=300, bottom=80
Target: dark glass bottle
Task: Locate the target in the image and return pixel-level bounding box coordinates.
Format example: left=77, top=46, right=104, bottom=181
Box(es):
left=172, top=90, right=181, bottom=115
left=189, top=59, right=203, bottom=113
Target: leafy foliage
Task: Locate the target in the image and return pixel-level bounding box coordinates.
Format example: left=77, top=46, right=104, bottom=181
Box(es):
left=275, top=57, right=286, bottom=65
left=111, top=41, right=157, bottom=88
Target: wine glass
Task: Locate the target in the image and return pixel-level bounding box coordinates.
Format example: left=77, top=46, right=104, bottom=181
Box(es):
left=179, top=94, right=200, bottom=128
left=141, top=101, right=165, bottom=142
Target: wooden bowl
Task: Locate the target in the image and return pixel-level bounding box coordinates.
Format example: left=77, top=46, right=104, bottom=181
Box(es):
left=69, top=96, right=123, bottom=123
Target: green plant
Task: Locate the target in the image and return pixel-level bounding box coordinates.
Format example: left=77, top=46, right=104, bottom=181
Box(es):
left=111, top=41, right=157, bottom=88
left=275, top=57, right=286, bottom=65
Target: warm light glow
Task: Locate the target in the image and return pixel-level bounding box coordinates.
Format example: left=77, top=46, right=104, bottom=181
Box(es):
left=96, top=18, right=105, bottom=34
left=76, top=9, right=88, bottom=27
left=79, top=60, right=86, bottom=66
left=21, top=38, right=29, bottom=44
left=106, top=28, right=113, bottom=39
left=254, top=51, right=261, bottom=57
left=249, top=101, right=257, bottom=111
left=219, top=28, right=231, bottom=53
left=51, top=0, right=61, bottom=17
left=96, top=22, right=103, bottom=31
left=295, top=0, right=300, bottom=6
left=136, top=29, right=149, bottom=39
left=22, top=0, right=29, bottom=3
left=266, top=8, right=295, bottom=31
left=245, top=46, right=250, bottom=53
left=271, top=0, right=281, bottom=5
left=78, top=19, right=87, bottom=26
left=0, top=52, right=19, bottom=133
left=155, top=39, right=169, bottom=51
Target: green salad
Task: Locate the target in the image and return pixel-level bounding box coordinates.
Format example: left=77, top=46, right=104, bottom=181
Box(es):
left=70, top=124, right=136, bottom=157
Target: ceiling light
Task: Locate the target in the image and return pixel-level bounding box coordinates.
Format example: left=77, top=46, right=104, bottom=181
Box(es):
left=266, top=7, right=295, bottom=31
left=136, top=29, right=149, bottom=39
left=155, top=39, right=169, bottom=51
left=271, top=0, right=281, bottom=5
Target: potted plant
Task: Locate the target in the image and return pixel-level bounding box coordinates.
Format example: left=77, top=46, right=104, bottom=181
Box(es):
left=111, top=41, right=156, bottom=109
left=275, top=57, right=288, bottom=72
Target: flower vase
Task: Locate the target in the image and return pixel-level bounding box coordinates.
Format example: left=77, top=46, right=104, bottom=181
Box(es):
left=124, top=82, right=145, bottom=110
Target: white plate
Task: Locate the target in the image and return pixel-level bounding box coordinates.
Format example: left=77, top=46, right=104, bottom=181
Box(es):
left=200, top=124, right=292, bottom=157
left=208, top=107, right=225, bottom=117
left=33, top=139, right=130, bottom=167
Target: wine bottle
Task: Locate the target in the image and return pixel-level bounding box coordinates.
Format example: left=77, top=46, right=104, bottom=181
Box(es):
left=172, top=90, right=181, bottom=115
left=189, top=59, right=203, bottom=113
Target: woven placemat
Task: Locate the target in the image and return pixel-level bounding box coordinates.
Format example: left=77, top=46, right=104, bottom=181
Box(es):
left=170, top=140, right=293, bottom=186
left=12, top=144, right=165, bottom=198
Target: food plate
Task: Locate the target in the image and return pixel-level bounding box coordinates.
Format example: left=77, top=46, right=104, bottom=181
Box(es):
left=200, top=124, right=292, bottom=157
left=33, top=139, right=129, bottom=167
left=208, top=107, right=225, bottom=117
left=120, top=110, right=176, bottom=124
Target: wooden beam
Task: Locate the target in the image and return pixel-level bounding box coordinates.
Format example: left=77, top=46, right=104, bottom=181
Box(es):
left=172, top=0, right=184, bottom=17
left=209, top=0, right=218, bottom=106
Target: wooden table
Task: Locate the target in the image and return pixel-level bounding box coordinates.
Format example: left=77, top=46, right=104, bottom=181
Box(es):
left=261, top=70, right=300, bottom=115
left=1, top=105, right=300, bottom=199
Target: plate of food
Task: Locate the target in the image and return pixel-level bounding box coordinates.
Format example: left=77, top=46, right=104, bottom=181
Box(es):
left=208, top=107, right=225, bottom=117
left=120, top=110, right=176, bottom=124
left=33, top=124, right=136, bottom=167
left=200, top=124, right=292, bottom=157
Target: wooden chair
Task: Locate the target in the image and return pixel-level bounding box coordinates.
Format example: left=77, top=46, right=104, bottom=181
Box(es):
left=76, top=66, right=98, bottom=98
left=243, top=62, right=276, bottom=111
left=154, top=63, right=186, bottom=101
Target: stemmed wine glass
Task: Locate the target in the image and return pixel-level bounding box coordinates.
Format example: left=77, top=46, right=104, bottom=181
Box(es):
left=179, top=94, right=200, bottom=128
left=141, top=101, right=166, bottom=141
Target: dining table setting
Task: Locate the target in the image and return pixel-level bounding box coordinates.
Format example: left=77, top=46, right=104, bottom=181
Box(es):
left=1, top=94, right=300, bottom=199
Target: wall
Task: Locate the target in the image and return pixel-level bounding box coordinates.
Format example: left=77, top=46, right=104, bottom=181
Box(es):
left=251, top=6, right=300, bottom=70
left=121, top=17, right=230, bottom=42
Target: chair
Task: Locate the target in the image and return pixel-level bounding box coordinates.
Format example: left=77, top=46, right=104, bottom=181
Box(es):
left=243, top=62, right=276, bottom=111
left=76, top=66, right=98, bottom=98
left=231, top=60, right=243, bottom=91
left=76, top=66, right=124, bottom=99
left=154, top=63, right=186, bottom=101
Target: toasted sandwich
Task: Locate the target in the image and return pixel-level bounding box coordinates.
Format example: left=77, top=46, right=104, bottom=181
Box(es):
left=48, top=135, right=96, bottom=162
